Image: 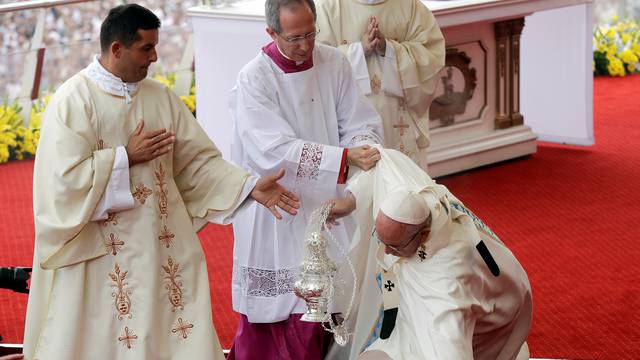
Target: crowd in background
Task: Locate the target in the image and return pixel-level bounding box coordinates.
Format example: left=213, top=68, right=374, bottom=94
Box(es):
left=1, top=0, right=640, bottom=100
left=0, top=0, right=198, bottom=100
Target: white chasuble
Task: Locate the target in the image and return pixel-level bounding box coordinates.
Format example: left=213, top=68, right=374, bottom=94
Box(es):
left=330, top=146, right=532, bottom=359
left=24, top=73, right=250, bottom=360
left=229, top=43, right=383, bottom=323
left=317, top=0, right=445, bottom=170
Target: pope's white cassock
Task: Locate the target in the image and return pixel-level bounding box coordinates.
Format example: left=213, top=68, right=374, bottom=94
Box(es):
left=229, top=42, right=383, bottom=324
left=23, top=57, right=254, bottom=360
left=331, top=146, right=532, bottom=359
left=317, top=0, right=445, bottom=169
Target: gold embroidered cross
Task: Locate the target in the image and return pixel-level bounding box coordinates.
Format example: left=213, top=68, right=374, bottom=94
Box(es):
left=118, top=326, right=138, bottom=349
left=133, top=183, right=152, bottom=204
left=370, top=74, right=381, bottom=94
left=393, top=116, right=409, bottom=136
left=172, top=317, right=194, bottom=339
left=105, top=233, right=125, bottom=256
left=158, top=225, right=175, bottom=248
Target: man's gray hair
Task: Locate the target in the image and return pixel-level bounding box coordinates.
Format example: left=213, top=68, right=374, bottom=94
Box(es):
left=265, top=0, right=317, bottom=34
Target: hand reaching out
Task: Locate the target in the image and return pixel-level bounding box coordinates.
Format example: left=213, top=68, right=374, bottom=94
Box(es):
left=325, top=192, right=356, bottom=227
left=251, top=169, right=300, bottom=219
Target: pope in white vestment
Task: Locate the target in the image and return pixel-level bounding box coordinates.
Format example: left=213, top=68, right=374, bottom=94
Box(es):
left=317, top=0, right=445, bottom=169
left=328, top=146, right=532, bottom=359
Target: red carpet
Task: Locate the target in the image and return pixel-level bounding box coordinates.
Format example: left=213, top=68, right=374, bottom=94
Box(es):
left=1, top=75, right=639, bottom=358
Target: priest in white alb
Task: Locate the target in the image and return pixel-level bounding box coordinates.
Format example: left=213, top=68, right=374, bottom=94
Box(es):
left=326, top=147, right=532, bottom=359
left=227, top=0, right=384, bottom=357
left=23, top=5, right=300, bottom=360
left=316, top=0, right=445, bottom=169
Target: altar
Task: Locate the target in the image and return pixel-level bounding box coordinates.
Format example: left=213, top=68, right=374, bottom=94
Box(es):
left=188, top=0, right=593, bottom=177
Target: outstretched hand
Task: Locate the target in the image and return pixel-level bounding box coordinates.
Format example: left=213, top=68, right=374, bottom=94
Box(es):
left=251, top=169, right=300, bottom=219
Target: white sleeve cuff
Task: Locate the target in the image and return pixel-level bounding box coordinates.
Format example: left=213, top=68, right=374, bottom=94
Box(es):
left=345, top=42, right=372, bottom=95
left=381, top=40, right=404, bottom=98
left=203, top=175, right=258, bottom=224
left=91, top=146, right=135, bottom=221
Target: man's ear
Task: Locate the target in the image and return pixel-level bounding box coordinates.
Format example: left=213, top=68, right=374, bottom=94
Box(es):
left=266, top=27, right=277, bottom=41
left=110, top=41, right=122, bottom=59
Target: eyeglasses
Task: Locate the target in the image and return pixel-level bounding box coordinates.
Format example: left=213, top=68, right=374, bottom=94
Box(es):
left=373, top=228, right=423, bottom=254
left=279, top=28, right=320, bottom=44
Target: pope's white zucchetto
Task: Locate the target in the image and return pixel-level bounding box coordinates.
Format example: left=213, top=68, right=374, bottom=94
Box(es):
left=379, top=188, right=430, bottom=225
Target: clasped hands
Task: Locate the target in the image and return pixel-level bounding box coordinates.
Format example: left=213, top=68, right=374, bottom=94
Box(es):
left=362, top=16, right=386, bottom=57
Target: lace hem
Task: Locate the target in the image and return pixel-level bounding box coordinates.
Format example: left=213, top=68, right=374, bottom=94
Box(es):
left=234, top=265, right=299, bottom=298
left=347, top=134, right=378, bottom=147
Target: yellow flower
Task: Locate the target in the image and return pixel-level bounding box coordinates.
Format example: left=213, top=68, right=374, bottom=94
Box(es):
left=153, top=74, right=175, bottom=88
left=619, top=49, right=639, bottom=64
left=180, top=95, right=196, bottom=113
left=607, top=56, right=626, bottom=76
left=0, top=144, right=9, bottom=163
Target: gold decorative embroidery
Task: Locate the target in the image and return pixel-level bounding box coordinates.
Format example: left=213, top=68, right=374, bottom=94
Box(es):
left=118, top=326, right=138, bottom=349
left=133, top=183, right=152, bottom=204
left=370, top=74, right=381, bottom=95
left=171, top=318, right=194, bottom=339
left=162, top=256, right=184, bottom=311
left=158, top=225, right=175, bottom=248
left=104, top=233, right=125, bottom=256
left=100, top=212, right=118, bottom=227
left=155, top=163, right=169, bottom=219
left=393, top=116, right=409, bottom=137
left=398, top=144, right=410, bottom=156
left=109, top=263, right=133, bottom=320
